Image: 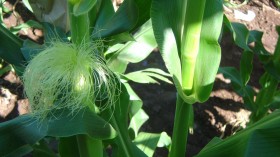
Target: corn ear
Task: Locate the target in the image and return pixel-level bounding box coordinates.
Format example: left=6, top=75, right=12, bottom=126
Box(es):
left=23, top=41, right=118, bottom=121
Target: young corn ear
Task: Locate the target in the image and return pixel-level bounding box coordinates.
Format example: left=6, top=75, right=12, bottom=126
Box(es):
left=23, top=41, right=118, bottom=121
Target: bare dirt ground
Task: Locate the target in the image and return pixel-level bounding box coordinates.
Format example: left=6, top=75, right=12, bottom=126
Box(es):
left=0, top=0, right=279, bottom=156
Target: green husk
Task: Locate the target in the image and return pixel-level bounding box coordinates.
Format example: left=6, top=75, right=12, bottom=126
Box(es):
left=23, top=41, right=118, bottom=121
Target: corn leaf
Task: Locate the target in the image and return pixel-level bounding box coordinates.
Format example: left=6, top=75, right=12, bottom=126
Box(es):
left=264, top=26, right=280, bottom=80
left=248, top=30, right=270, bottom=58
left=123, top=83, right=143, bottom=116
left=218, top=67, right=255, bottom=110
left=124, top=83, right=146, bottom=139
left=223, top=17, right=251, bottom=51
left=142, top=68, right=171, bottom=77
left=123, top=68, right=172, bottom=84
left=157, top=132, right=171, bottom=148
left=107, top=20, right=157, bottom=73
left=192, top=1, right=223, bottom=102
left=93, top=0, right=151, bottom=38
left=73, top=0, right=97, bottom=16
left=42, top=22, right=68, bottom=43
left=0, top=24, right=25, bottom=68
left=101, top=84, right=147, bottom=157
left=150, top=0, right=186, bottom=101
left=113, top=20, right=156, bottom=63
left=240, top=51, right=254, bottom=85
left=129, top=109, right=149, bottom=139
left=21, top=39, right=45, bottom=61
left=218, top=67, right=242, bottom=90
left=196, top=110, right=280, bottom=157
left=151, top=0, right=223, bottom=104
left=93, top=0, right=114, bottom=31
left=93, top=0, right=138, bottom=38
left=21, top=23, right=68, bottom=62
left=88, top=0, right=102, bottom=34
left=107, top=32, right=135, bottom=45
left=133, top=132, right=171, bottom=157
left=0, top=108, right=117, bottom=157
left=131, top=0, right=152, bottom=31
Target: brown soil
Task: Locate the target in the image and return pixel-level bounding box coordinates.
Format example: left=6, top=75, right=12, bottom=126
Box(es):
left=0, top=0, right=279, bottom=157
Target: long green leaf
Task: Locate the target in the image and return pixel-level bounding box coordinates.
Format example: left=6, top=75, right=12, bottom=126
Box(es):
left=133, top=132, right=171, bottom=157
left=129, top=109, right=149, bottom=139
left=131, top=0, right=152, bottom=31
left=93, top=0, right=114, bottom=31
left=240, top=51, right=254, bottom=85
left=101, top=84, right=147, bottom=157
left=151, top=0, right=183, bottom=97
left=93, top=0, right=138, bottom=38
left=73, top=0, right=97, bottom=16
left=218, top=67, right=256, bottom=111
left=248, top=30, right=270, bottom=59
left=223, top=17, right=251, bottom=51
left=112, top=20, right=156, bottom=63
left=0, top=107, right=116, bottom=156
left=107, top=20, right=157, bottom=73
left=123, top=83, right=143, bottom=116
left=192, top=0, right=223, bottom=102
left=218, top=67, right=243, bottom=90
left=0, top=24, right=25, bottom=70
left=196, top=110, right=280, bottom=157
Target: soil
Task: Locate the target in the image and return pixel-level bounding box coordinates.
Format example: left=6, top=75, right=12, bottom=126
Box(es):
left=0, top=0, right=279, bottom=157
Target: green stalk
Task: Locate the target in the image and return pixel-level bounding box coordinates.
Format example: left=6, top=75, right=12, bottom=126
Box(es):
left=181, top=0, right=206, bottom=94
left=68, top=1, right=90, bottom=45
left=169, top=96, right=193, bottom=157
left=67, top=1, right=103, bottom=157
left=105, top=108, right=134, bottom=157
left=76, top=135, right=103, bottom=157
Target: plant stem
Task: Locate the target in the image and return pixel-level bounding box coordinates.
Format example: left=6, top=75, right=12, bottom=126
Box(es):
left=169, top=96, right=193, bottom=157
left=181, top=0, right=206, bottom=94
left=76, top=134, right=103, bottom=157
left=68, top=1, right=90, bottom=45
left=106, top=108, right=134, bottom=157
left=67, top=2, right=103, bottom=157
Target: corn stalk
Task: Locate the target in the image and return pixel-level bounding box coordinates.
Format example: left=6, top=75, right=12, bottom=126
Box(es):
left=151, top=0, right=224, bottom=156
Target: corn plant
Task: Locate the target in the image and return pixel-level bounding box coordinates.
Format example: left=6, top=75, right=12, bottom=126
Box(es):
left=219, top=19, right=280, bottom=123
left=198, top=18, right=280, bottom=157
left=1, top=0, right=280, bottom=157
left=0, top=0, right=171, bottom=156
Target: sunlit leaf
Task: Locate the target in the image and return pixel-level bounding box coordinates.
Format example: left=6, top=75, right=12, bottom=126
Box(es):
left=123, top=68, right=172, bottom=84
left=129, top=109, right=149, bottom=139
left=107, top=20, right=157, bottom=73
left=133, top=133, right=161, bottom=157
